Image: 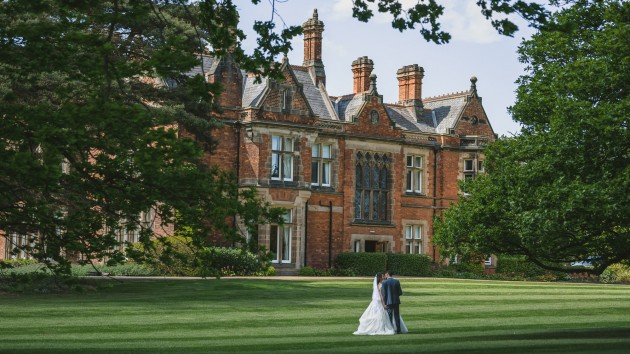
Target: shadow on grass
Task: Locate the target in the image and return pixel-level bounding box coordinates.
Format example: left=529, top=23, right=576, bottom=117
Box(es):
left=470, top=328, right=630, bottom=341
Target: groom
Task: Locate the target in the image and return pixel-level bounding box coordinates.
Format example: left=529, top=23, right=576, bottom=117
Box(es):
left=381, top=270, right=403, bottom=334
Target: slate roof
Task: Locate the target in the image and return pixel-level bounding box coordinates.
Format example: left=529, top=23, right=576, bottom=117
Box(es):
left=292, top=66, right=333, bottom=120
left=182, top=55, right=473, bottom=134
left=385, top=105, right=435, bottom=133
left=333, top=95, right=364, bottom=122
left=422, top=94, right=468, bottom=134
left=186, top=56, right=217, bottom=77
left=242, top=74, right=267, bottom=108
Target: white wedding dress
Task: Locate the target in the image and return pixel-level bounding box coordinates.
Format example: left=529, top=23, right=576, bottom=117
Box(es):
left=353, top=276, right=408, bottom=335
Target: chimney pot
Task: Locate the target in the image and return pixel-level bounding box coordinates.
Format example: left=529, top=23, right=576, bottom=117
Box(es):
left=303, top=9, right=326, bottom=85
left=397, top=64, right=424, bottom=103
left=351, top=56, right=374, bottom=94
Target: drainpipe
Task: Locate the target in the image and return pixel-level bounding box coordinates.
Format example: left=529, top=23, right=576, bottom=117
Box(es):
left=432, top=146, right=438, bottom=263
left=328, top=201, right=333, bottom=268
left=234, top=121, right=242, bottom=183
left=304, top=201, right=309, bottom=267
left=232, top=121, right=242, bottom=244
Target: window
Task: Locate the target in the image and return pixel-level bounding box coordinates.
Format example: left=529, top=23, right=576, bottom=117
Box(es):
left=271, top=136, right=294, bottom=181
left=485, top=255, right=492, bottom=266
left=270, top=210, right=292, bottom=263
left=5, top=233, right=35, bottom=259
left=282, top=90, right=291, bottom=111
left=311, top=143, right=332, bottom=187
left=405, top=225, right=422, bottom=254
left=61, top=158, right=70, bottom=174
left=370, top=110, right=379, bottom=125
left=354, top=240, right=361, bottom=253
left=405, top=155, right=423, bottom=193
left=463, top=158, right=484, bottom=193
left=464, top=159, right=475, bottom=172
left=118, top=227, right=139, bottom=246
left=355, top=152, right=390, bottom=223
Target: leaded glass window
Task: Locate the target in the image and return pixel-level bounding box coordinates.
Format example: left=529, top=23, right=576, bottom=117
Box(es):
left=355, top=152, right=390, bottom=223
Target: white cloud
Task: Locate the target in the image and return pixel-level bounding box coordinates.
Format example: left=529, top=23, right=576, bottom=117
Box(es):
left=330, top=0, right=353, bottom=21
left=439, top=0, right=503, bottom=44
left=330, top=0, right=503, bottom=44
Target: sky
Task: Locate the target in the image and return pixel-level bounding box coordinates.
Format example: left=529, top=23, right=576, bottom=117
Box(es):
left=236, top=0, right=539, bottom=136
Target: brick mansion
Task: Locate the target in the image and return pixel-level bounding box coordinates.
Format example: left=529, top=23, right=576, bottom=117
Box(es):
left=1, top=10, right=496, bottom=273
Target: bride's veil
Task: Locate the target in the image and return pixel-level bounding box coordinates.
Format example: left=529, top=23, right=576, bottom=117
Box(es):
left=371, top=273, right=381, bottom=301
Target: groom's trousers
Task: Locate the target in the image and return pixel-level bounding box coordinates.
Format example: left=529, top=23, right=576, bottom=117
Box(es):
left=386, top=304, right=401, bottom=333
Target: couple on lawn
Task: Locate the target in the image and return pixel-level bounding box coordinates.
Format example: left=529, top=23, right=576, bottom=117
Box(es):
left=354, top=271, right=408, bottom=335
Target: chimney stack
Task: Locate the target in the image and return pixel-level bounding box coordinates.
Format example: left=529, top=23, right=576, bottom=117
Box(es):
left=303, top=9, right=326, bottom=86
left=397, top=64, right=424, bottom=103
left=352, top=56, right=374, bottom=94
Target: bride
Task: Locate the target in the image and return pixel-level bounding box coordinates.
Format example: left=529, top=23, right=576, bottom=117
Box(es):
left=353, top=272, right=408, bottom=335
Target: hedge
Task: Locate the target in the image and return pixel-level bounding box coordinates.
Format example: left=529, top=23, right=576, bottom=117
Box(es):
left=496, top=255, right=567, bottom=281
left=127, top=237, right=272, bottom=277
left=496, top=255, right=547, bottom=277
left=199, top=247, right=270, bottom=276
left=333, top=252, right=432, bottom=276
left=386, top=253, right=432, bottom=276
left=334, top=252, right=387, bottom=276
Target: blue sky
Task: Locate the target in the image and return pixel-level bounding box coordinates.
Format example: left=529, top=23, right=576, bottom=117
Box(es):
left=237, top=0, right=538, bottom=136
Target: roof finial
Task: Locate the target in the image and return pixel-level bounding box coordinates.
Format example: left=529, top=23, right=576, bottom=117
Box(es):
left=470, top=76, right=478, bottom=95
left=369, top=74, right=378, bottom=93
left=313, top=9, right=318, bottom=20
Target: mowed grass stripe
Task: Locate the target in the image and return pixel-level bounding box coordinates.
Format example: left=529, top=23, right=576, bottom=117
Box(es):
left=0, top=278, right=628, bottom=353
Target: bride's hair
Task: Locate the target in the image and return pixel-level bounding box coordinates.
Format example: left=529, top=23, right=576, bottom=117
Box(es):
left=375, top=272, right=383, bottom=284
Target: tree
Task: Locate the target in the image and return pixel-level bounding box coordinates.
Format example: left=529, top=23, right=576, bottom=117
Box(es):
left=434, top=0, right=630, bottom=275
left=351, top=0, right=549, bottom=43
left=0, top=0, right=286, bottom=274
left=0, top=0, right=553, bottom=274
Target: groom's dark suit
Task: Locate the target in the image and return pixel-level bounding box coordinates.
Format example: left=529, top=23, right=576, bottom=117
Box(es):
left=381, top=276, right=403, bottom=333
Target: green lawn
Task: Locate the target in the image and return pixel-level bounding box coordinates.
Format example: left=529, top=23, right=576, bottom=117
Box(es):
left=1, top=278, right=629, bottom=353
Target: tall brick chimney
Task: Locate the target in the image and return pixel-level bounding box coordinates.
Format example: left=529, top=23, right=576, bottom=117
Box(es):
left=397, top=64, right=424, bottom=103
left=303, top=9, right=326, bottom=86
left=352, top=56, right=374, bottom=94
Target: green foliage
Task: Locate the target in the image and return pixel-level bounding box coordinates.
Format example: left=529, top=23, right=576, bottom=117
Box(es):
left=199, top=247, right=267, bottom=277
left=450, top=261, right=486, bottom=275
left=350, top=0, right=549, bottom=43
left=496, top=255, right=547, bottom=278
left=333, top=252, right=431, bottom=276
left=334, top=252, right=387, bottom=276
left=298, top=266, right=355, bottom=277
left=496, top=255, right=567, bottom=281
left=433, top=262, right=486, bottom=279
left=600, top=264, right=630, bottom=284
left=0, top=262, right=50, bottom=276
left=0, top=258, right=39, bottom=268
left=386, top=253, right=432, bottom=276
left=127, top=236, right=199, bottom=276
left=434, top=0, right=630, bottom=275
left=0, top=273, right=101, bottom=294
left=298, top=266, right=317, bottom=276
left=0, top=0, right=285, bottom=275
left=71, top=264, right=157, bottom=277
left=128, top=237, right=270, bottom=277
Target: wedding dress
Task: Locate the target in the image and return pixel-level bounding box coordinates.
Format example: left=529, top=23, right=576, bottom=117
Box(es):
left=353, top=275, right=408, bottom=335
